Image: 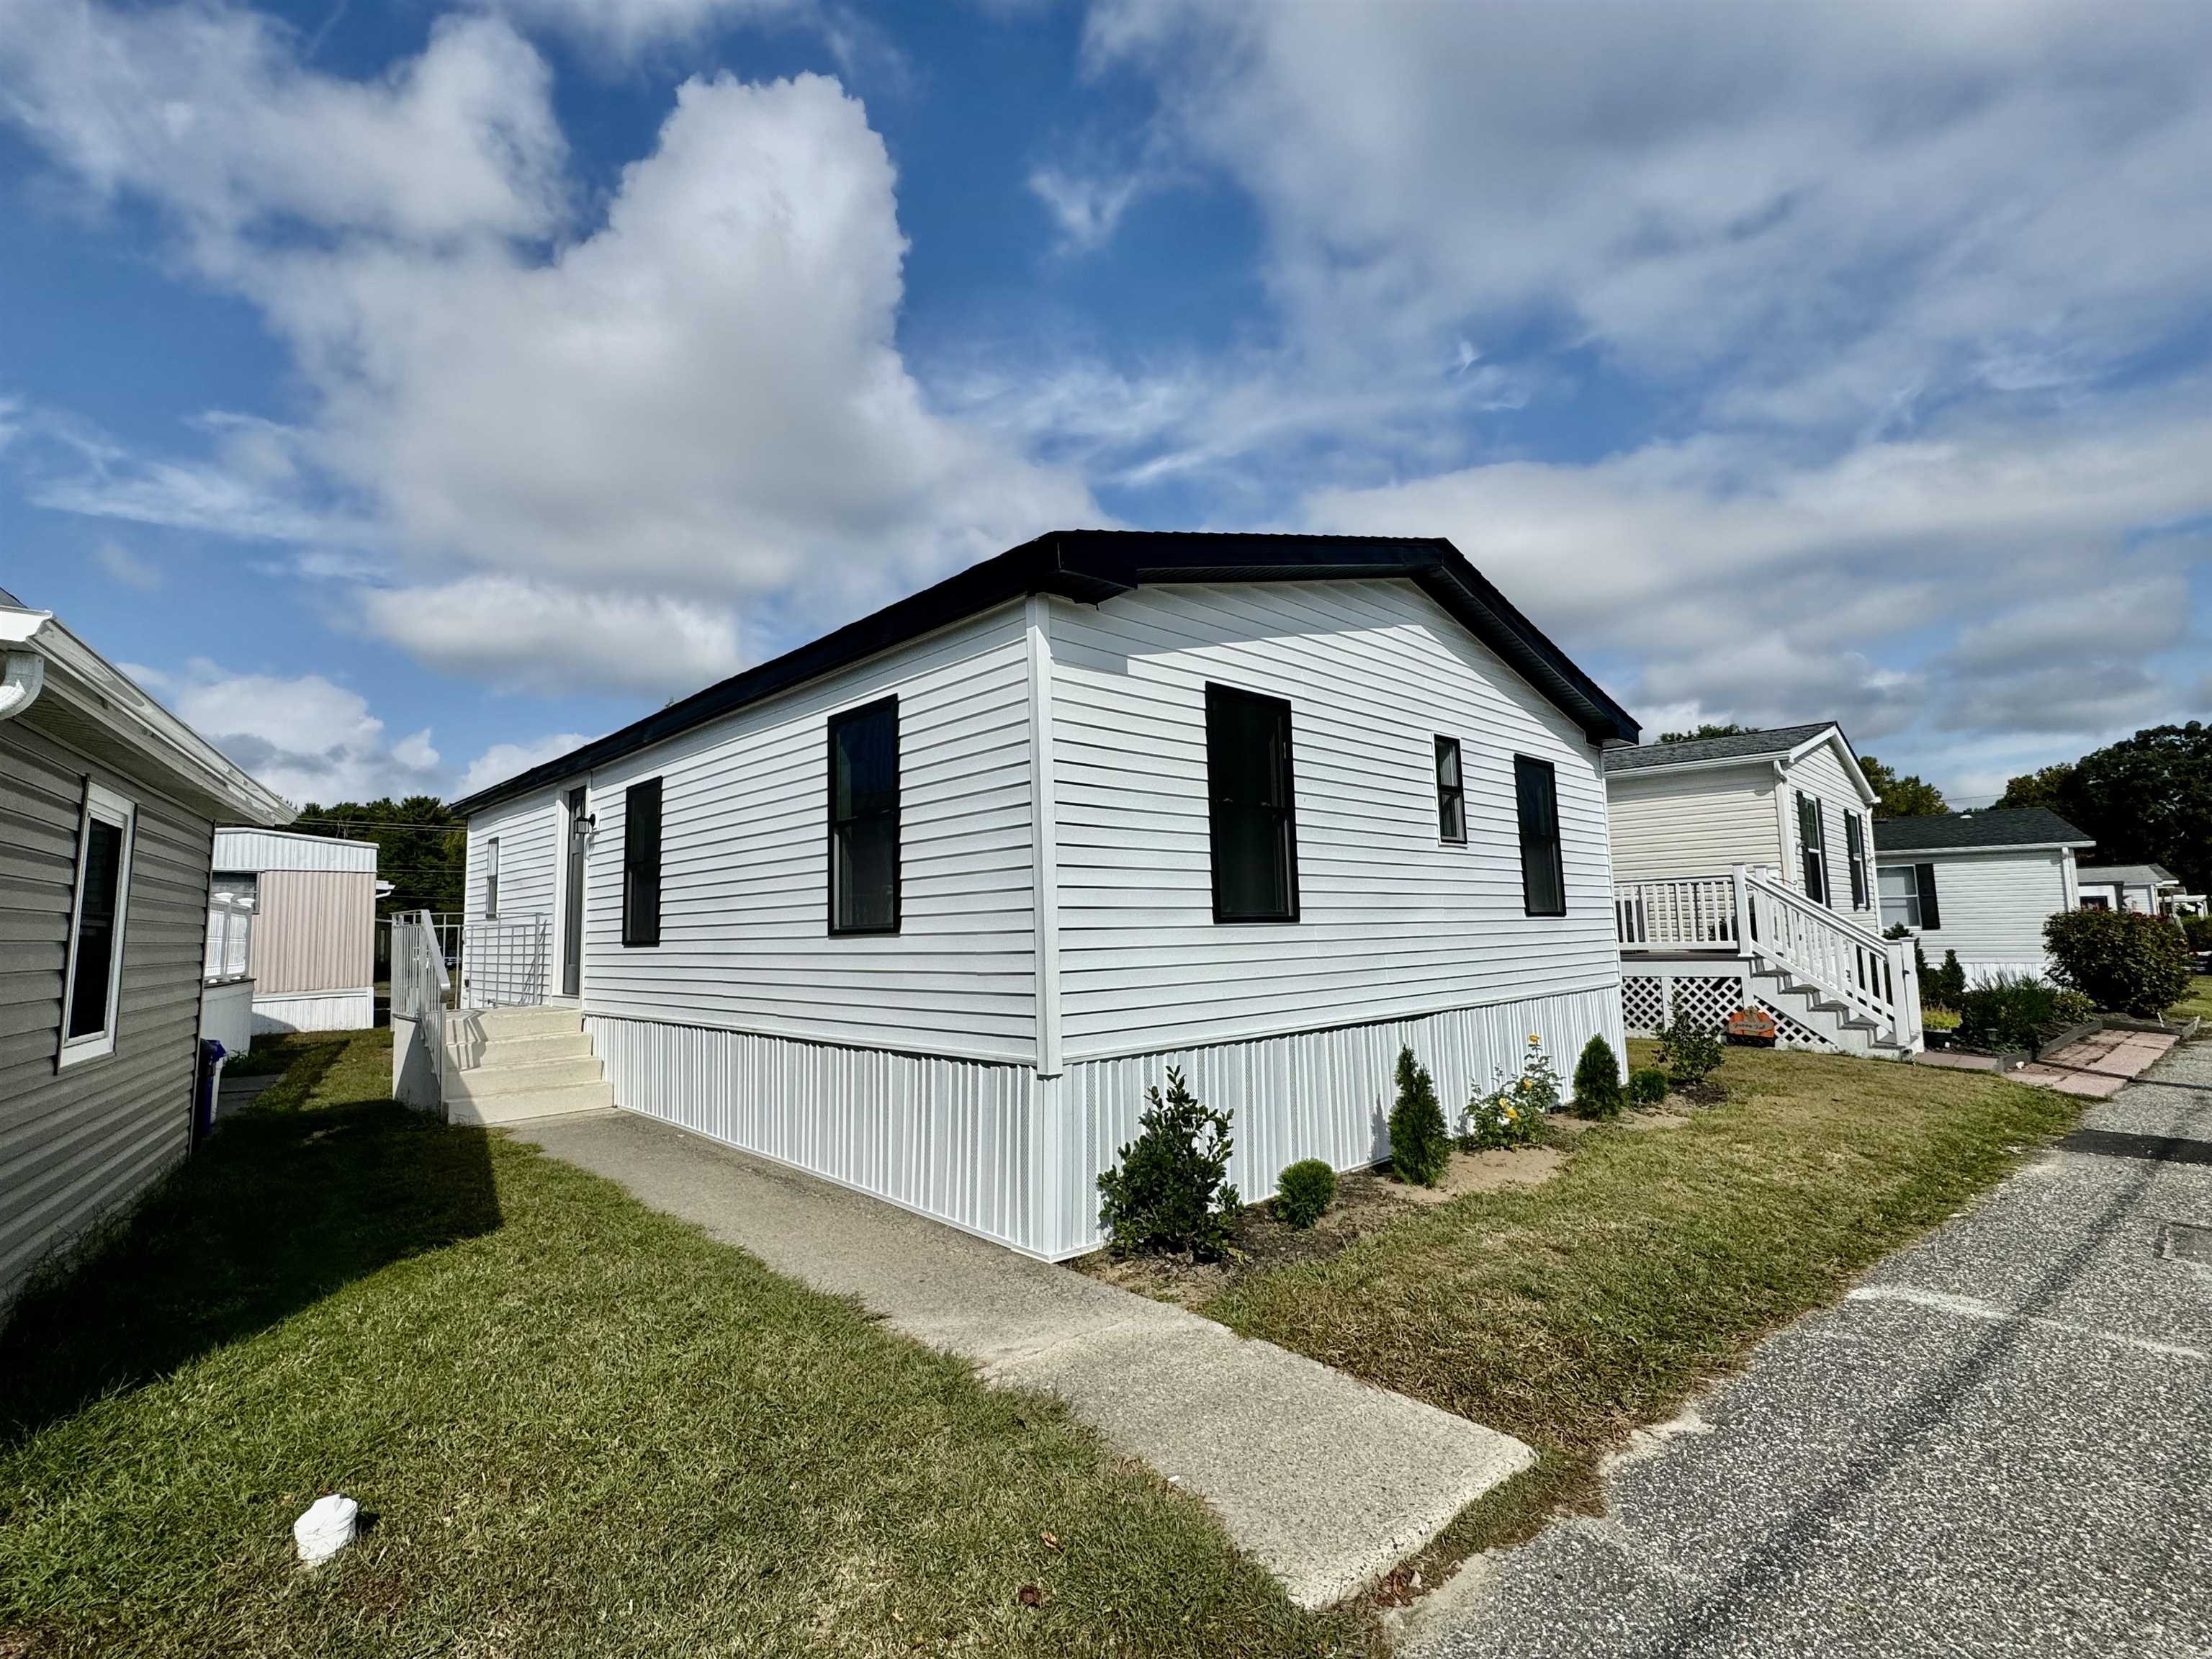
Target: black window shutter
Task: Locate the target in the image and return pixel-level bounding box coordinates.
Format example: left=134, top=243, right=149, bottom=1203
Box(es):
left=1915, top=863, right=1941, bottom=931
left=622, top=778, right=662, bottom=947
left=1845, top=812, right=1868, bottom=909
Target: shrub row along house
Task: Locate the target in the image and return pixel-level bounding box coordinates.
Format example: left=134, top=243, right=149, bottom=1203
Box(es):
left=440, top=532, right=1640, bottom=1259
left=0, top=592, right=289, bottom=1303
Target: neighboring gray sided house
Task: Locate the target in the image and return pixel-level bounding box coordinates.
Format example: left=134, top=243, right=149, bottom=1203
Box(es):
left=1601, top=723, right=1923, bottom=1056
left=1874, top=809, right=2093, bottom=985
left=444, top=531, right=1640, bottom=1259
left=0, top=593, right=290, bottom=1304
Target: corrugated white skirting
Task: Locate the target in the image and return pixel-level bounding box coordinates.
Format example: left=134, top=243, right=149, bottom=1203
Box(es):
left=252, top=987, right=374, bottom=1033
left=588, top=1015, right=1039, bottom=1251
left=590, top=983, right=1622, bottom=1261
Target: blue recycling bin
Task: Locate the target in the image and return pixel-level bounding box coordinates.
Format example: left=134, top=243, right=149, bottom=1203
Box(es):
left=194, top=1038, right=227, bottom=1146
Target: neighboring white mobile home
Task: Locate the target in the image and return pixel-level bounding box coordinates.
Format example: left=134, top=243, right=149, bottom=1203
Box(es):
left=1874, top=809, right=2093, bottom=984
left=1600, top=724, right=1920, bottom=1058
left=0, top=593, right=289, bottom=1305
left=2073, top=863, right=2197, bottom=917
left=207, top=828, right=379, bottom=1034
left=446, top=531, right=1641, bottom=1259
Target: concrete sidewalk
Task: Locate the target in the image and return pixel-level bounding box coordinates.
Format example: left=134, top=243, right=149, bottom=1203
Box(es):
left=508, top=1109, right=1532, bottom=1609
left=1421, top=1039, right=2212, bottom=1658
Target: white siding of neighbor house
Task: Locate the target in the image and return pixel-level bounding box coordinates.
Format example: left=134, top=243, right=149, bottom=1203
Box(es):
left=464, top=785, right=562, bottom=924
left=1046, top=580, right=1619, bottom=1060
left=498, top=603, right=1040, bottom=1064
left=1887, top=847, right=2074, bottom=980
left=1606, top=763, right=1782, bottom=884
left=1780, top=742, right=1879, bottom=927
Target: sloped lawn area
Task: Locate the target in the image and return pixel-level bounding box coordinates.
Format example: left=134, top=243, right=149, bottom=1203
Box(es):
left=1202, top=1043, right=2085, bottom=1573
left=0, top=1030, right=1360, bottom=1659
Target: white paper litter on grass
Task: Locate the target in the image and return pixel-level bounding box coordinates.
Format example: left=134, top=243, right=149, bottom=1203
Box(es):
left=294, top=1494, right=359, bottom=1565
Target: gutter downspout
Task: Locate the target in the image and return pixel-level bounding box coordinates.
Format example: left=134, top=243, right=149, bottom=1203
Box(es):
left=0, top=650, right=45, bottom=721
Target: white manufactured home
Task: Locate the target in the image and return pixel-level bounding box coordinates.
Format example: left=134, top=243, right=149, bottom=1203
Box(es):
left=2074, top=862, right=2202, bottom=918
left=207, top=828, right=379, bottom=1035
left=1874, top=809, right=2093, bottom=984
left=441, top=531, right=1640, bottom=1259
left=1602, top=723, right=1922, bottom=1056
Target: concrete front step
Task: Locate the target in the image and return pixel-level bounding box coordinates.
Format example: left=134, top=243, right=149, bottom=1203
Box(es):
left=447, top=1030, right=595, bottom=1069
left=449, top=1004, right=586, bottom=1039
left=448, top=1082, right=615, bottom=1125
left=447, top=1055, right=607, bottom=1101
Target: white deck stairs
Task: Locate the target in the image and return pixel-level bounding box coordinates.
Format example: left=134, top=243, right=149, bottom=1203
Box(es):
left=1748, top=965, right=1916, bottom=1059
left=441, top=1005, right=613, bottom=1125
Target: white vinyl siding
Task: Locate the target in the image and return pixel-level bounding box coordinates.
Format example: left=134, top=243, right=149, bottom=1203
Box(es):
left=1047, top=580, right=1617, bottom=1059
left=1881, top=848, right=2073, bottom=974
left=567, top=605, right=1038, bottom=1061
left=1781, top=742, right=1876, bottom=922
left=464, top=786, right=562, bottom=925
left=1605, top=763, right=1782, bottom=884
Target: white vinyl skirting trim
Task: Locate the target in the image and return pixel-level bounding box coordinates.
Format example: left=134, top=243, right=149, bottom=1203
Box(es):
left=589, top=981, right=1624, bottom=1260
left=251, top=987, right=375, bottom=1033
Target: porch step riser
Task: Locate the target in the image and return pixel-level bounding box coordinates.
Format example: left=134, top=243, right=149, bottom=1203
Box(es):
left=446, top=1034, right=596, bottom=1069
left=447, top=1059, right=608, bottom=1101
left=451, top=1006, right=588, bottom=1039
left=448, top=1083, right=613, bottom=1125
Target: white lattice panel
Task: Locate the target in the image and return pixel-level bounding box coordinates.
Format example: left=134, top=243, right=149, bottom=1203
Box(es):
left=1622, top=977, right=1665, bottom=1031
left=1755, top=997, right=1835, bottom=1051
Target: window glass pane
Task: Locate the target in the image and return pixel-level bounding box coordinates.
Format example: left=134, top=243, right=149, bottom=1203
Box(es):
left=833, top=705, right=898, bottom=819
left=835, top=817, right=898, bottom=931
left=1514, top=756, right=1565, bottom=916
left=1877, top=866, right=1919, bottom=929
left=1436, top=737, right=1465, bottom=842
left=1206, top=685, right=1297, bottom=920
left=68, top=819, right=124, bottom=1040
left=624, top=780, right=662, bottom=946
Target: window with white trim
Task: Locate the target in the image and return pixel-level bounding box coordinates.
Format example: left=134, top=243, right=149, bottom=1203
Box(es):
left=483, top=837, right=500, bottom=918
left=60, top=783, right=135, bottom=1064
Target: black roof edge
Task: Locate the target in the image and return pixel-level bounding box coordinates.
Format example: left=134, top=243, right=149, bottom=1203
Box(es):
left=449, top=530, right=1639, bottom=817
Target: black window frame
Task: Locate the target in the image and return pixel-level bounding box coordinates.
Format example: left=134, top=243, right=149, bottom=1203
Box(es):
left=1434, top=735, right=1467, bottom=845
left=827, top=696, right=902, bottom=937
left=1205, top=683, right=1300, bottom=924
left=1844, top=810, right=1869, bottom=909
left=621, top=778, right=662, bottom=948
left=1513, top=755, right=1567, bottom=918
left=1797, top=790, right=1829, bottom=906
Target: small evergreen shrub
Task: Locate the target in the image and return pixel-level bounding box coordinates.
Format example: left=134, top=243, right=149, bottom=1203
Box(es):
left=2044, top=908, right=2192, bottom=1018
left=1096, top=1067, right=1241, bottom=1259
left=1464, top=1034, right=1558, bottom=1149
left=2049, top=987, right=2095, bottom=1028
left=1653, top=989, right=1724, bottom=1088
left=1628, top=1066, right=1668, bottom=1105
left=1570, top=1034, right=1624, bottom=1120
left=1273, top=1159, right=1336, bottom=1229
left=1930, top=950, right=1969, bottom=1010
left=1388, top=1048, right=1452, bottom=1186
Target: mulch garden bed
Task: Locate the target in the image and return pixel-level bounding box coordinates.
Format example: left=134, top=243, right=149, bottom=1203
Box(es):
left=1075, top=1104, right=1701, bottom=1307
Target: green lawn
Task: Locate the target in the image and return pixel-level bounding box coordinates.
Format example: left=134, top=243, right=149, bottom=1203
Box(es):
left=0, top=1030, right=1360, bottom=1658
left=2170, top=975, right=2212, bottom=1024
left=1202, top=1042, right=2083, bottom=1561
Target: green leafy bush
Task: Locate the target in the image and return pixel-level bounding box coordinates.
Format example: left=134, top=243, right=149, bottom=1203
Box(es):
left=1570, top=1034, right=1624, bottom=1120
left=2044, top=907, right=2192, bottom=1017
left=2049, top=987, right=2095, bottom=1028
left=2184, top=915, right=2212, bottom=952
left=1955, top=972, right=2057, bottom=1052
left=1273, top=1159, right=1336, bottom=1229
left=1628, top=1067, right=1668, bottom=1105
left=1464, top=1035, right=1557, bottom=1149
left=1096, top=1067, right=1241, bottom=1258
left=1654, top=989, right=1724, bottom=1088
left=1388, top=1047, right=1452, bottom=1186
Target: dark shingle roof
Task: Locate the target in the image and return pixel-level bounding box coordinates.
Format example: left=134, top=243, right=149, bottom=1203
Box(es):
left=1874, top=808, right=2092, bottom=852
left=450, top=530, right=1640, bottom=817
left=2075, top=863, right=2177, bottom=886
left=1601, top=722, right=1836, bottom=775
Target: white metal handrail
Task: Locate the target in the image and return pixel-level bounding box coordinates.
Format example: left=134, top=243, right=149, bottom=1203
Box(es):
left=391, top=909, right=451, bottom=1089
left=459, top=916, right=551, bottom=1010
left=1739, top=866, right=1920, bottom=1048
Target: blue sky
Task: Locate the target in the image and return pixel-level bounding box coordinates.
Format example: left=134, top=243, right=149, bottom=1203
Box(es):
left=1, top=0, right=2207, bottom=807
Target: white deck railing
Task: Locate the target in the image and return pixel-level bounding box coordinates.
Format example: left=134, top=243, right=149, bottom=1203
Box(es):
left=1615, top=877, right=1739, bottom=950
left=1617, top=866, right=1922, bottom=1050
left=459, top=916, right=551, bottom=1010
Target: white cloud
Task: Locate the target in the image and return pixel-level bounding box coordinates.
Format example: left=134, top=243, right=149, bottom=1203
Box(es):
left=130, top=660, right=446, bottom=804
left=457, top=730, right=590, bottom=798
left=1087, top=1, right=2212, bottom=432
left=1028, top=163, right=1151, bottom=252
left=1303, top=403, right=2212, bottom=745
left=490, top=0, right=801, bottom=55
left=1, top=6, right=1093, bottom=690
left=357, top=576, right=743, bottom=696
left=92, top=539, right=160, bottom=590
